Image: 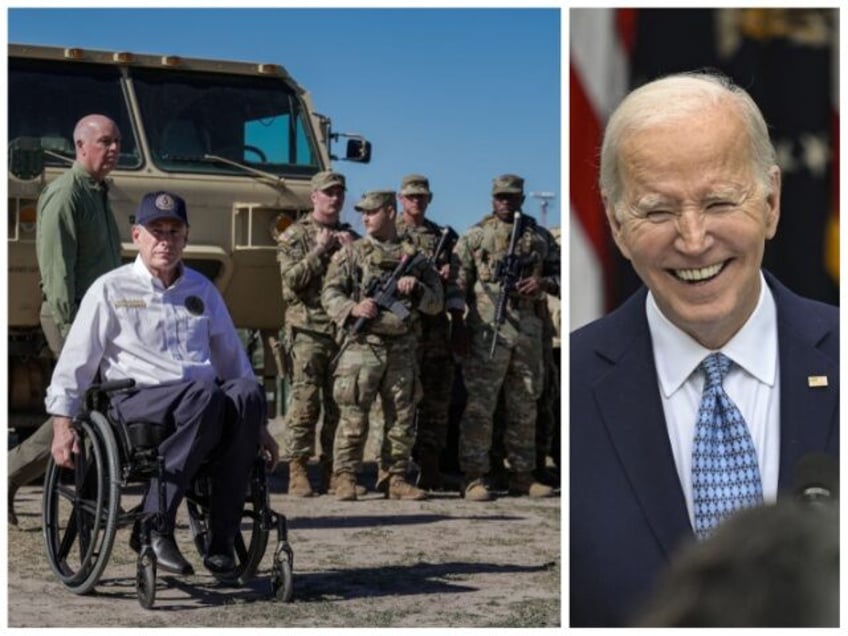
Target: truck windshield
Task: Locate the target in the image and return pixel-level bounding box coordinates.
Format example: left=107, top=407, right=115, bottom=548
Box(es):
left=8, top=58, right=141, bottom=169
left=131, top=68, right=321, bottom=176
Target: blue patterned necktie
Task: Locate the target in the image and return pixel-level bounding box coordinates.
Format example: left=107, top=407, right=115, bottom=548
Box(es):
left=691, top=352, right=763, bottom=539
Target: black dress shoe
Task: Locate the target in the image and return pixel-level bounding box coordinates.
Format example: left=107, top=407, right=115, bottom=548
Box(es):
left=130, top=521, right=193, bottom=575
left=203, top=553, right=236, bottom=577
left=151, top=532, right=194, bottom=575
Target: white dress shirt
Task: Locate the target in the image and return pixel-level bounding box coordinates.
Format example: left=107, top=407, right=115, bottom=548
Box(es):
left=46, top=255, right=254, bottom=418
left=646, top=272, right=780, bottom=528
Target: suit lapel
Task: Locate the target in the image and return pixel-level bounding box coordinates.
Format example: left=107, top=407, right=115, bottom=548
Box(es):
left=592, top=291, right=693, bottom=556
left=769, top=275, right=839, bottom=491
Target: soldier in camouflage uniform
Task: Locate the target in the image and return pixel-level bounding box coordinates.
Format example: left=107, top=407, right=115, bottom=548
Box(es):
left=322, top=190, right=443, bottom=501
left=276, top=170, right=359, bottom=497
left=395, top=174, right=468, bottom=491
left=455, top=174, right=560, bottom=501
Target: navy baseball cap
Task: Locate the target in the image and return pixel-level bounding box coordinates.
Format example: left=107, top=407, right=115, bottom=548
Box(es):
left=135, top=191, right=189, bottom=226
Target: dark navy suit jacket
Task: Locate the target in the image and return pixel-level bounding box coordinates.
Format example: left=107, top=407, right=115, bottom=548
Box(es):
left=569, top=271, right=839, bottom=627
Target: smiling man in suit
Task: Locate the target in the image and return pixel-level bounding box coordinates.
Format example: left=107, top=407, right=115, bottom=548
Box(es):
left=569, top=71, right=839, bottom=626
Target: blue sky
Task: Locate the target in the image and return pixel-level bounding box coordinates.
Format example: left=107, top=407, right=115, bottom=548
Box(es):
left=7, top=6, right=561, bottom=234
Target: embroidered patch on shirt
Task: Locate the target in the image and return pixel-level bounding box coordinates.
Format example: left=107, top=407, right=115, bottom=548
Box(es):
left=113, top=298, right=147, bottom=309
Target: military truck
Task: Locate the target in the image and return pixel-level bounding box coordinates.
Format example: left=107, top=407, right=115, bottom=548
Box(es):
left=8, top=43, right=371, bottom=432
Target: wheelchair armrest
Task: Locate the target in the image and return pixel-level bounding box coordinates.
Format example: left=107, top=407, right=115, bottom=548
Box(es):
left=84, top=378, right=136, bottom=413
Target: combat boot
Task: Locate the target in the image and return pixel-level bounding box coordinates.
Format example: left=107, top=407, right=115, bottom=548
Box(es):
left=328, top=471, right=367, bottom=497
left=388, top=474, right=428, bottom=501
left=287, top=456, right=314, bottom=497
left=463, top=476, right=493, bottom=502
left=334, top=472, right=358, bottom=501
left=508, top=471, right=555, bottom=498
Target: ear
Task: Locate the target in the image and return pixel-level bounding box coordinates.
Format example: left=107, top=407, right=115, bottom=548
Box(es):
left=604, top=195, right=632, bottom=261
left=763, top=165, right=781, bottom=239
left=131, top=224, right=142, bottom=245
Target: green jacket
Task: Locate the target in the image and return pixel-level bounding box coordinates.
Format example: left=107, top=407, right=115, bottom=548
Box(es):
left=36, top=162, right=122, bottom=337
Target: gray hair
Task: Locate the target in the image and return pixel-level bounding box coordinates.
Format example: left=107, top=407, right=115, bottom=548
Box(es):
left=72, top=114, right=117, bottom=145
left=600, top=72, right=777, bottom=213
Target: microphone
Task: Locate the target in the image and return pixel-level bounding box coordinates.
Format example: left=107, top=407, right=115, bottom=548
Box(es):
left=792, top=452, right=839, bottom=503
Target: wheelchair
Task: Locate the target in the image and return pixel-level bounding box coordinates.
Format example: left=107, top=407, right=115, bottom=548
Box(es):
left=42, top=378, right=294, bottom=608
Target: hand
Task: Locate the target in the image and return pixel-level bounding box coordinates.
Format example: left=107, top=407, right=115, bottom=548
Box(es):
left=351, top=298, right=378, bottom=319
left=397, top=276, right=417, bottom=296
left=314, top=227, right=338, bottom=254
left=516, top=275, right=543, bottom=296
left=335, top=231, right=355, bottom=246
left=259, top=425, right=280, bottom=472
left=438, top=263, right=450, bottom=281
left=450, top=313, right=471, bottom=358
left=51, top=415, right=79, bottom=469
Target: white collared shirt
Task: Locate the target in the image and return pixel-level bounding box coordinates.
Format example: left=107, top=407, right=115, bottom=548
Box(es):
left=46, top=255, right=254, bottom=418
left=646, top=271, right=780, bottom=527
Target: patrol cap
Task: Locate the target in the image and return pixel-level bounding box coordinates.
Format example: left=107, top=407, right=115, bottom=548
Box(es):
left=311, top=170, right=346, bottom=192
left=354, top=190, right=396, bottom=212
left=399, top=174, right=432, bottom=196
left=135, top=191, right=188, bottom=226
left=492, top=174, right=525, bottom=195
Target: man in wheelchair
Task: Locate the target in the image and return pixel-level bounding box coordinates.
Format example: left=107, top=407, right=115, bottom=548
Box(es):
left=45, top=190, right=279, bottom=578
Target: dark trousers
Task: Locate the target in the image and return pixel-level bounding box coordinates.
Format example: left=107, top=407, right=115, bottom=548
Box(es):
left=110, top=377, right=264, bottom=552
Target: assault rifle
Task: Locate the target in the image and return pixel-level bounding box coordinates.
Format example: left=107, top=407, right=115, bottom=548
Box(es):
left=490, top=211, right=529, bottom=359
left=351, top=251, right=429, bottom=335
left=429, top=225, right=459, bottom=268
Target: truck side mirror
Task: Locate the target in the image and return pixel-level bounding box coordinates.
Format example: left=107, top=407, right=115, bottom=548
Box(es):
left=345, top=138, right=372, bottom=164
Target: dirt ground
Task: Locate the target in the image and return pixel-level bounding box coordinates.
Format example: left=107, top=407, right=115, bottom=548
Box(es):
left=6, top=422, right=561, bottom=628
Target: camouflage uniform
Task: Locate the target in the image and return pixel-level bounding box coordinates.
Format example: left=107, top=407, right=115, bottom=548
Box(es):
left=322, top=191, right=443, bottom=495
left=276, top=171, right=358, bottom=494
left=395, top=176, right=464, bottom=486
left=455, top=174, right=560, bottom=498
left=491, top=293, right=561, bottom=487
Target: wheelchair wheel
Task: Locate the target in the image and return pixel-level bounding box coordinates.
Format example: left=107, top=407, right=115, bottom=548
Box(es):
left=186, top=462, right=269, bottom=586
left=42, top=411, right=121, bottom=595
left=271, top=549, right=294, bottom=602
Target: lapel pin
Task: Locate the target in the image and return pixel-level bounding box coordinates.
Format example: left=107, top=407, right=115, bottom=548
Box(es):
left=808, top=376, right=828, bottom=388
